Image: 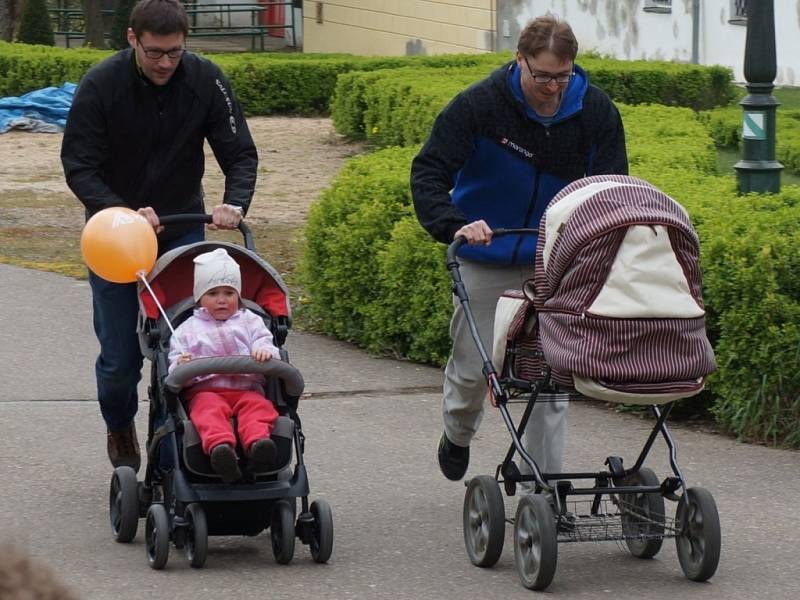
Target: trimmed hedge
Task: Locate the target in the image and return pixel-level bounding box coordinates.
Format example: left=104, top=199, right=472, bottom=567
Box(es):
left=331, top=58, right=735, bottom=144
left=0, top=43, right=733, bottom=118
left=0, top=41, right=508, bottom=109
left=301, top=102, right=800, bottom=447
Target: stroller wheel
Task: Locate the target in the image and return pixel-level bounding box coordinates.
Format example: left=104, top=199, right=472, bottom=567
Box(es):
left=145, top=504, right=170, bottom=570
left=513, top=494, right=557, bottom=591
left=675, top=487, right=721, bottom=582
left=109, top=466, right=139, bottom=543
left=184, top=503, right=208, bottom=569
left=463, top=475, right=505, bottom=568
left=309, top=499, right=334, bottom=564
left=619, top=467, right=665, bottom=559
left=270, top=500, right=296, bottom=565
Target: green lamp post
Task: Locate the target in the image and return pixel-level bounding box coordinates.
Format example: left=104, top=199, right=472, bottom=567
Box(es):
left=735, top=0, right=782, bottom=194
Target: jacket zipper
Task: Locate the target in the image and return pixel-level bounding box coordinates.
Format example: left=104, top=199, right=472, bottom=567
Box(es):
left=511, top=169, right=540, bottom=263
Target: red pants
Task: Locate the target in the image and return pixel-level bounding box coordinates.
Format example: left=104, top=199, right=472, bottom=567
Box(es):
left=186, top=389, right=279, bottom=454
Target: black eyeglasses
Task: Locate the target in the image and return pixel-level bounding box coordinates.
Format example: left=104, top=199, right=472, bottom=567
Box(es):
left=137, top=37, right=185, bottom=60
left=523, top=56, right=573, bottom=85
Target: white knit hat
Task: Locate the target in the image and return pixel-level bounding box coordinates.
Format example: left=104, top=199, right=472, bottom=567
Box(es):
left=193, top=248, right=241, bottom=302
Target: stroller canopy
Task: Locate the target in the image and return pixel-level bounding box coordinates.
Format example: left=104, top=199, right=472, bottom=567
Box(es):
left=138, top=241, right=291, bottom=321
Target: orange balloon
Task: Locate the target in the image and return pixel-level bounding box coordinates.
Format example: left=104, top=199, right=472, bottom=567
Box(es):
left=80, top=207, right=158, bottom=283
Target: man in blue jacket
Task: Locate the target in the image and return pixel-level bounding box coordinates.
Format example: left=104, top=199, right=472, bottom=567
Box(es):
left=411, top=14, right=628, bottom=482
left=61, top=0, right=258, bottom=473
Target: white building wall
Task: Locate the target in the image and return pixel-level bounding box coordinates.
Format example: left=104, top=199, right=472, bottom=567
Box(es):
left=499, top=1, right=800, bottom=86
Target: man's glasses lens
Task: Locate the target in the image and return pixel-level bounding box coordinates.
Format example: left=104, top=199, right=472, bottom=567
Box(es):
left=143, top=48, right=185, bottom=60
left=523, top=56, right=572, bottom=84
left=532, top=73, right=572, bottom=84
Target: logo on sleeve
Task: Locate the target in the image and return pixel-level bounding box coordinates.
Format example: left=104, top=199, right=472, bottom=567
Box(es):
left=501, top=137, right=534, bottom=159
left=215, top=79, right=237, bottom=134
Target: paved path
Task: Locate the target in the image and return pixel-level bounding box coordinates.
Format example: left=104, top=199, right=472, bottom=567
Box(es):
left=0, top=264, right=797, bottom=599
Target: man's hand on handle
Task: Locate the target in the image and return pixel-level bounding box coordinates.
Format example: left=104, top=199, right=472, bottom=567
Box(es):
left=136, top=207, right=164, bottom=234
left=455, top=220, right=493, bottom=245
left=210, top=204, right=244, bottom=230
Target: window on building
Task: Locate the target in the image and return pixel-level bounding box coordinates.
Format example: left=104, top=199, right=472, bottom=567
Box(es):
left=644, top=0, right=671, bottom=13
left=729, top=0, right=747, bottom=25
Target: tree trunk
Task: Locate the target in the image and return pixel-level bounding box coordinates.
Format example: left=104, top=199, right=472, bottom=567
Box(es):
left=0, top=0, right=18, bottom=41
left=81, top=0, right=104, bottom=47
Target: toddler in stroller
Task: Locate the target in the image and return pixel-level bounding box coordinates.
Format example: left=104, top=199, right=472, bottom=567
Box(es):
left=107, top=214, right=333, bottom=570
left=168, top=248, right=282, bottom=484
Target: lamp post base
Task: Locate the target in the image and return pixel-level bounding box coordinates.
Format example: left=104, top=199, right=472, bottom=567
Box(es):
left=734, top=159, right=783, bottom=194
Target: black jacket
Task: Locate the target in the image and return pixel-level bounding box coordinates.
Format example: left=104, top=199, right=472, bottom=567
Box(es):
left=61, top=49, right=258, bottom=241
left=411, top=62, right=627, bottom=265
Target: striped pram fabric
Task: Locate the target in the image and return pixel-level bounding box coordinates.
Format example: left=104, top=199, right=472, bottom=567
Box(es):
left=526, top=175, right=716, bottom=404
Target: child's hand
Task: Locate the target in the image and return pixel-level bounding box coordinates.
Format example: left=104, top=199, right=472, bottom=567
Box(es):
left=177, top=352, right=192, bottom=365
left=252, top=349, right=272, bottom=363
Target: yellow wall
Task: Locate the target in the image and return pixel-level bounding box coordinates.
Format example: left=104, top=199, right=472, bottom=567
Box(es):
left=302, top=0, right=496, bottom=55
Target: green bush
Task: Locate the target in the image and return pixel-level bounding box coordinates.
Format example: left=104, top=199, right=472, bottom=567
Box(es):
left=364, top=216, right=452, bottom=364
left=299, top=146, right=418, bottom=342
left=17, top=0, right=55, bottom=46
left=698, top=189, right=800, bottom=445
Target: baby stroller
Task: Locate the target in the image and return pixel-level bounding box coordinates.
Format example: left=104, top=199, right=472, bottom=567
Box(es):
left=107, top=214, right=333, bottom=570
left=450, top=175, right=721, bottom=590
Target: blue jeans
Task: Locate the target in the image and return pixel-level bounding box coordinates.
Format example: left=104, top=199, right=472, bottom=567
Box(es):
left=89, top=226, right=204, bottom=431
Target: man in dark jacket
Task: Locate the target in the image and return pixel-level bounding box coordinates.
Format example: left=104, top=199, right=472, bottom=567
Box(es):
left=412, top=15, right=628, bottom=483
left=61, top=0, right=258, bottom=472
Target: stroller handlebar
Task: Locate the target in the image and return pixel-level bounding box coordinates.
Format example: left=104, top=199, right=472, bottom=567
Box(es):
left=165, top=356, right=304, bottom=397
left=158, top=214, right=255, bottom=251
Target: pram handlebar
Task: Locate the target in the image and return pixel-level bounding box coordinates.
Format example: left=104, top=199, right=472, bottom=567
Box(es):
left=445, top=227, right=554, bottom=493
left=165, top=356, right=304, bottom=397
left=444, top=227, right=539, bottom=396
left=158, top=213, right=255, bottom=252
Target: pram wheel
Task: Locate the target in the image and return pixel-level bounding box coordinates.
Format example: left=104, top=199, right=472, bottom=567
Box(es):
left=462, top=475, right=505, bottom=567
left=675, top=487, right=721, bottom=581
left=309, top=499, right=334, bottom=564
left=619, top=467, right=665, bottom=558
left=271, top=500, right=296, bottom=565
left=145, top=504, right=170, bottom=570
left=109, top=466, right=139, bottom=543
left=184, top=503, right=208, bottom=569
left=513, top=493, right=557, bottom=590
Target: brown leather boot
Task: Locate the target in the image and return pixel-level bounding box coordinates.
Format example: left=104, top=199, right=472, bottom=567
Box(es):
left=107, top=423, right=141, bottom=473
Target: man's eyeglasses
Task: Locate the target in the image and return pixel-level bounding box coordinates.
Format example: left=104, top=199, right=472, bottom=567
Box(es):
left=523, top=56, right=573, bottom=85
left=137, top=38, right=185, bottom=60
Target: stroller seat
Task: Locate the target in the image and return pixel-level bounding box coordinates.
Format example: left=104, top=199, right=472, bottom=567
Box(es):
left=178, top=406, right=295, bottom=480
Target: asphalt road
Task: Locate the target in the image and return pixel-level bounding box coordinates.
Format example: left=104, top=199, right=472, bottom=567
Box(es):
left=1, top=264, right=798, bottom=600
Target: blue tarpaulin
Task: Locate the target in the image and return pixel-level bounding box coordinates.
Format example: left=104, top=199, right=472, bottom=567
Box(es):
left=0, top=83, right=76, bottom=133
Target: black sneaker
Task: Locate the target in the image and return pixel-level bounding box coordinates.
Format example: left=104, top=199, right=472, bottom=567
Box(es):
left=437, top=432, right=469, bottom=481
left=210, top=444, right=242, bottom=483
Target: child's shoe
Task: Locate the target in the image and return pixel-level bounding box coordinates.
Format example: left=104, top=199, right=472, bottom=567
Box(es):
left=248, top=438, right=277, bottom=472
left=210, top=444, right=241, bottom=483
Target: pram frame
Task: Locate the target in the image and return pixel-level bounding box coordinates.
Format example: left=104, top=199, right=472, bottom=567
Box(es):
left=447, top=228, right=720, bottom=589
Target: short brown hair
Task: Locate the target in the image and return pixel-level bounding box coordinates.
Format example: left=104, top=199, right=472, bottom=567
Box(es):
left=129, top=0, right=189, bottom=37
left=517, top=14, right=578, bottom=61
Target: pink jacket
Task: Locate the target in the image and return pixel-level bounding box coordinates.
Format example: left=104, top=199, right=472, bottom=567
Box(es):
left=168, top=307, right=281, bottom=393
